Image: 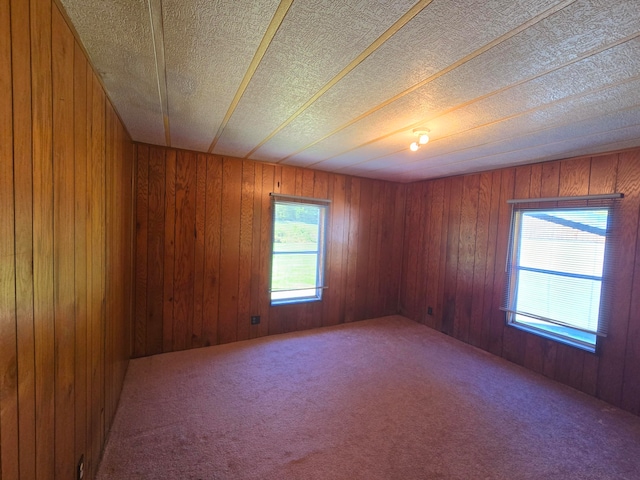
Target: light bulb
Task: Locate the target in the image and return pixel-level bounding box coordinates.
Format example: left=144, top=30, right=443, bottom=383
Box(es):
left=418, top=134, right=429, bottom=145
left=410, top=142, right=419, bottom=152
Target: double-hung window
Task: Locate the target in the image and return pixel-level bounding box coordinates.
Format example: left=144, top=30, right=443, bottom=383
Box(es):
left=269, top=194, right=329, bottom=305
left=502, top=196, right=620, bottom=352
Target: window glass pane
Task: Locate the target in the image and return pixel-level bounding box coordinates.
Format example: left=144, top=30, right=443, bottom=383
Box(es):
left=515, top=269, right=602, bottom=332
left=271, top=253, right=318, bottom=292
left=270, top=201, right=326, bottom=304
left=506, top=207, right=610, bottom=351
left=520, top=210, right=607, bottom=276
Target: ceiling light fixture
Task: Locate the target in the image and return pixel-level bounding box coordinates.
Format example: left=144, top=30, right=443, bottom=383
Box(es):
left=409, top=128, right=430, bottom=152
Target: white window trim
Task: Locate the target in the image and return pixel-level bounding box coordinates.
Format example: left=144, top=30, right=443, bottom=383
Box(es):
left=269, top=194, right=329, bottom=306
left=502, top=196, right=621, bottom=353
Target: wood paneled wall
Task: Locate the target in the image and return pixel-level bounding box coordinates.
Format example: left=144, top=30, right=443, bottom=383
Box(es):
left=0, top=1, right=135, bottom=479
left=400, top=150, right=640, bottom=415
left=133, top=145, right=406, bottom=356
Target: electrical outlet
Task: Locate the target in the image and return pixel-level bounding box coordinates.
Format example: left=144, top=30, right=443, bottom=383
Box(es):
left=251, top=315, right=260, bottom=325
left=78, top=455, right=84, bottom=480
left=427, top=306, right=433, bottom=316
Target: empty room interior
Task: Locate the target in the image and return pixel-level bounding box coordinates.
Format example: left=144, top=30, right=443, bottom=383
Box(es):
left=3, top=0, right=640, bottom=478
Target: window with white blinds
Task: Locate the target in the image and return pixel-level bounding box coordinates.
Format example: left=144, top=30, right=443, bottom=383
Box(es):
left=269, top=194, right=329, bottom=305
left=502, top=200, right=618, bottom=353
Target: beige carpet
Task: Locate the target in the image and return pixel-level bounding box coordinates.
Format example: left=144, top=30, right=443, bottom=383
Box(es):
left=97, top=316, right=640, bottom=479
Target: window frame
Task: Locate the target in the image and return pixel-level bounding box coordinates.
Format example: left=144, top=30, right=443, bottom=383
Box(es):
left=269, top=195, right=329, bottom=306
left=503, top=200, right=617, bottom=354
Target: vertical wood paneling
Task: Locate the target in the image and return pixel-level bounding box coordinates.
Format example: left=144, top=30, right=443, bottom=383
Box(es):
left=414, top=183, right=431, bottom=325
left=400, top=150, right=640, bottom=418
left=425, top=179, right=445, bottom=330
left=488, top=168, right=514, bottom=356
left=52, top=9, right=75, bottom=478
left=479, top=170, right=502, bottom=352
left=12, top=0, right=36, bottom=477
left=0, top=1, right=135, bottom=478
left=324, top=174, right=346, bottom=327
left=162, top=149, right=176, bottom=351
left=89, top=73, right=106, bottom=477
left=257, top=165, right=274, bottom=337
left=622, top=157, right=640, bottom=413
left=173, top=151, right=197, bottom=350
left=218, top=158, right=242, bottom=343
left=133, top=148, right=406, bottom=352
left=400, top=183, right=420, bottom=318
left=134, top=145, right=148, bottom=357
left=441, top=176, right=463, bottom=336
left=501, top=166, right=531, bottom=366
left=453, top=174, right=479, bottom=343
left=344, top=177, right=360, bottom=323
left=83, top=53, right=95, bottom=480
left=389, top=184, right=406, bottom=316
left=468, top=172, right=491, bottom=347
left=146, top=147, right=165, bottom=355
left=202, top=155, right=222, bottom=347
left=355, top=180, right=372, bottom=321
left=31, top=0, right=55, bottom=476
left=366, top=181, right=382, bottom=320
left=237, top=161, right=255, bottom=341
left=73, top=39, right=88, bottom=480
left=192, top=154, right=207, bottom=346
left=601, top=150, right=640, bottom=407
left=249, top=163, right=263, bottom=339
left=0, top=0, right=19, bottom=477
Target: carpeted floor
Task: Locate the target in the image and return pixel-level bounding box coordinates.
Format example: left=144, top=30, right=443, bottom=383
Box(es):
left=97, top=316, right=640, bottom=479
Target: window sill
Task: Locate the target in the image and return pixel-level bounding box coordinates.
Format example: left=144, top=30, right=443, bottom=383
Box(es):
left=507, top=320, right=597, bottom=354
left=270, top=296, right=322, bottom=306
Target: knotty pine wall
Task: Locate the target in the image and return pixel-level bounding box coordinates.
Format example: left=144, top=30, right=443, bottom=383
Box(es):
left=0, top=1, right=135, bottom=479
left=133, top=145, right=406, bottom=357
left=400, top=149, right=640, bottom=415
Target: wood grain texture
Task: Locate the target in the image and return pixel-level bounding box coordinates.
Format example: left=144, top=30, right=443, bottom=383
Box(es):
left=202, top=155, right=222, bottom=347
left=11, top=0, right=36, bottom=477
left=73, top=38, right=88, bottom=480
left=89, top=72, right=106, bottom=477
left=163, top=149, right=177, bottom=351
left=173, top=151, right=197, bottom=350
left=31, top=0, right=56, bottom=476
left=133, top=148, right=406, bottom=354
left=603, top=150, right=640, bottom=408
left=0, top=0, right=19, bottom=477
left=400, top=151, right=640, bottom=417
left=52, top=9, right=76, bottom=477
left=0, top=1, right=135, bottom=478
left=501, top=166, right=530, bottom=366
left=441, top=176, right=463, bottom=337
left=146, top=147, right=165, bottom=355
left=453, top=174, right=479, bottom=343
left=192, top=154, right=207, bottom=346
left=237, top=161, right=255, bottom=341
left=134, top=145, right=149, bottom=357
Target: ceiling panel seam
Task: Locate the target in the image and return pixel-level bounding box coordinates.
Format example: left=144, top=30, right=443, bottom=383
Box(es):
left=339, top=74, right=640, bottom=175
left=148, top=0, right=171, bottom=146
left=280, top=0, right=577, bottom=166
left=207, top=0, right=295, bottom=154
left=308, top=31, right=640, bottom=171
left=242, top=0, right=435, bottom=160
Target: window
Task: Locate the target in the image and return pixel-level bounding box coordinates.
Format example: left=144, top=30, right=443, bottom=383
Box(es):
left=270, top=195, right=328, bottom=305
left=503, top=204, right=614, bottom=352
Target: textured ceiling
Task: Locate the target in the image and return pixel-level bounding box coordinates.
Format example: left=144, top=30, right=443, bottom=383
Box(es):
left=60, top=0, right=640, bottom=182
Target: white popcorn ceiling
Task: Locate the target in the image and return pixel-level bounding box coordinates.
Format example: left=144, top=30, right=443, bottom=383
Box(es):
left=60, top=0, right=640, bottom=182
